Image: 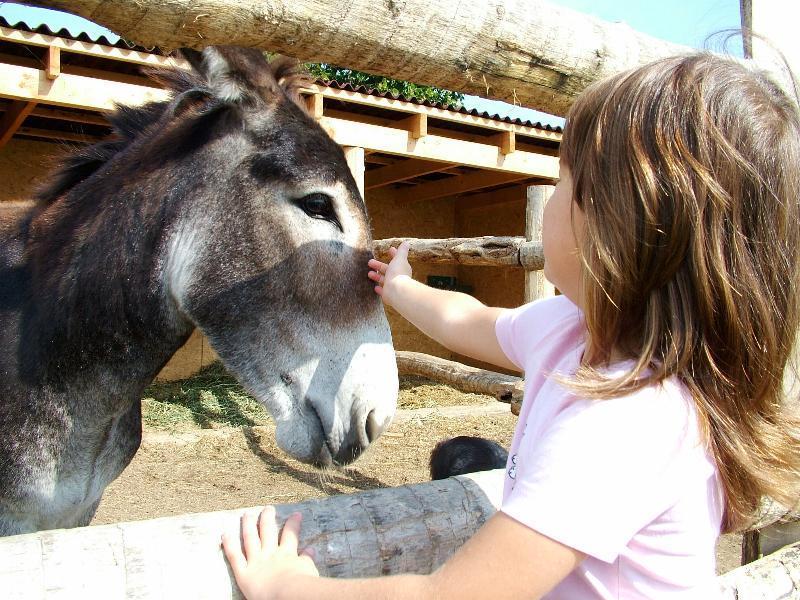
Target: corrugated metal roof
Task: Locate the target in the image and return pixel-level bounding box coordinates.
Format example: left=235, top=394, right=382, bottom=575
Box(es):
left=1, top=16, right=561, bottom=133
left=0, top=15, right=160, bottom=53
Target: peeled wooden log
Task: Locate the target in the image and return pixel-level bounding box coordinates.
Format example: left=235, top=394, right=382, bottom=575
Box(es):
left=1, top=468, right=798, bottom=599
left=397, top=350, right=523, bottom=404
left=0, top=470, right=503, bottom=600
left=27, top=0, right=688, bottom=116
left=374, top=236, right=544, bottom=271
left=719, top=542, right=800, bottom=599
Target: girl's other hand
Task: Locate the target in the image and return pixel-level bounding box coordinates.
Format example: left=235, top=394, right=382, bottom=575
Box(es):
left=222, top=507, right=319, bottom=600
left=367, top=241, right=413, bottom=306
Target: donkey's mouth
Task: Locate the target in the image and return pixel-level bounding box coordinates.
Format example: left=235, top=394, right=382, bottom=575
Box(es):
left=307, top=402, right=336, bottom=468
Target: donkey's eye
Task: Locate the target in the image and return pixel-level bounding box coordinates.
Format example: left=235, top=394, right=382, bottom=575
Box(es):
left=297, top=193, right=342, bottom=230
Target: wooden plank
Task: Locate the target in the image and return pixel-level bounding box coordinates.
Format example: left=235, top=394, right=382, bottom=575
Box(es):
left=45, top=46, right=60, bottom=80
left=0, top=101, right=36, bottom=149
left=0, top=25, right=187, bottom=69
left=373, top=236, right=544, bottom=270
left=524, top=186, right=556, bottom=303
left=0, top=63, right=169, bottom=112
left=344, top=146, right=365, bottom=199
left=396, top=351, right=523, bottom=404
left=322, top=116, right=559, bottom=177
left=365, top=159, right=454, bottom=189
left=410, top=170, right=532, bottom=203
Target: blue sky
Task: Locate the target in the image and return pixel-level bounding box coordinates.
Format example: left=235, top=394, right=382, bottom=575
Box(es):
left=0, top=1, right=742, bottom=125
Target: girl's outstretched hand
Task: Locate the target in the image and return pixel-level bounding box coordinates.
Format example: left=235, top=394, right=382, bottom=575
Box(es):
left=367, top=241, right=412, bottom=306
left=222, top=506, right=319, bottom=600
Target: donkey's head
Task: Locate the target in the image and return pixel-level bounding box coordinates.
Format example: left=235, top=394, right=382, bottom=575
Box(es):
left=151, top=48, right=397, bottom=466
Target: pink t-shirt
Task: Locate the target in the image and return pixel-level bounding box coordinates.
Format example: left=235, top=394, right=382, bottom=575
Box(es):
left=495, top=295, right=724, bottom=599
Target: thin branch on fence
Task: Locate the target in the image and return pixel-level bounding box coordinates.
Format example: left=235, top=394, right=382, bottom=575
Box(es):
left=397, top=350, right=523, bottom=404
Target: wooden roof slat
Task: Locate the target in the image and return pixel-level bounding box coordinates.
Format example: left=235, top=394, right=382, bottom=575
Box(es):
left=365, top=159, right=455, bottom=190
left=0, top=100, right=37, bottom=149
left=409, top=171, right=533, bottom=203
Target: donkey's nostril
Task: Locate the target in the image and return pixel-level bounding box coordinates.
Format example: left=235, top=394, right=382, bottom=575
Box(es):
left=365, top=409, right=383, bottom=443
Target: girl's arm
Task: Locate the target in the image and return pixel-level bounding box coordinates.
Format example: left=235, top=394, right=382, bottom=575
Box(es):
left=367, top=243, right=519, bottom=372
left=222, top=507, right=584, bottom=600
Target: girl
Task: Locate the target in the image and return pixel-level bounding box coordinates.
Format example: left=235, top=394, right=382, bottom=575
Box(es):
left=222, top=52, right=800, bottom=599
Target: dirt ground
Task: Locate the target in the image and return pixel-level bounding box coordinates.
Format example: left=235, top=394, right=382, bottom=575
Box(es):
left=92, top=396, right=743, bottom=575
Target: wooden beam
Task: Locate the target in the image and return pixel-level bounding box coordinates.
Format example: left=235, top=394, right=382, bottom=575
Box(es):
left=373, top=236, right=544, bottom=270
left=365, top=159, right=454, bottom=189
left=398, top=113, right=427, bottom=139
left=457, top=186, right=527, bottom=210
left=0, top=101, right=36, bottom=149
left=0, top=25, right=187, bottom=69
left=409, top=171, right=531, bottom=203
left=16, top=127, right=101, bottom=144
left=45, top=46, right=60, bottom=80
left=490, top=130, right=515, bottom=155
left=304, top=92, right=324, bottom=120
left=0, top=63, right=169, bottom=111
left=323, top=117, right=559, bottom=177
left=30, top=106, right=109, bottom=127
left=344, top=146, right=365, bottom=199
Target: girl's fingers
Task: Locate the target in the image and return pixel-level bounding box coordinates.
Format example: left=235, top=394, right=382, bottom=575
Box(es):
left=241, top=511, right=260, bottom=559
left=300, top=546, right=316, bottom=560
left=221, top=533, right=248, bottom=574
left=388, top=246, right=398, bottom=257
left=279, top=511, right=303, bottom=555
left=259, top=506, right=279, bottom=551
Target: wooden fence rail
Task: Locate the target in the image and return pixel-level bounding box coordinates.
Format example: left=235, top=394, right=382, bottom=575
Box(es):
left=396, top=350, right=524, bottom=406
left=1, top=469, right=798, bottom=599
left=373, top=236, right=544, bottom=271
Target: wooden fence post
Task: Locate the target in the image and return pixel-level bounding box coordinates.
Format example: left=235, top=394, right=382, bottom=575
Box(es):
left=525, top=185, right=555, bottom=303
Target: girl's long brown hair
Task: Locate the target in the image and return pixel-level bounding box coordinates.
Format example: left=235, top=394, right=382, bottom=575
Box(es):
left=560, top=53, right=800, bottom=532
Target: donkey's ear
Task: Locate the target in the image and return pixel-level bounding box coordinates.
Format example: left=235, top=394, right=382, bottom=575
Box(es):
left=171, top=87, right=216, bottom=118
left=191, top=46, right=277, bottom=103
left=178, top=48, right=206, bottom=75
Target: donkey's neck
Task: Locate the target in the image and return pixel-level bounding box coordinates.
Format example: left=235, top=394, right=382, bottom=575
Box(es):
left=24, top=188, right=193, bottom=399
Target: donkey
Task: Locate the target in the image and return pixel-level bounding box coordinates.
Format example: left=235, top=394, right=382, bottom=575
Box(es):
left=0, top=47, right=398, bottom=535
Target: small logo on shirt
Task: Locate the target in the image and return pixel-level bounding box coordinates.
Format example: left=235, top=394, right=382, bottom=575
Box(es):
left=508, top=454, right=518, bottom=480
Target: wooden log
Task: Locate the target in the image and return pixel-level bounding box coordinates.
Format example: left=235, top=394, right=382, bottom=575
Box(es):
left=27, top=0, right=687, bottom=116
left=397, top=350, right=523, bottom=404
left=0, top=469, right=504, bottom=599
left=718, top=542, right=800, bottom=599
left=1, top=469, right=798, bottom=599
left=373, top=236, right=544, bottom=270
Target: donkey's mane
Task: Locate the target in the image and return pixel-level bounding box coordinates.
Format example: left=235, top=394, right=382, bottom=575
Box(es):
left=35, top=54, right=311, bottom=207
